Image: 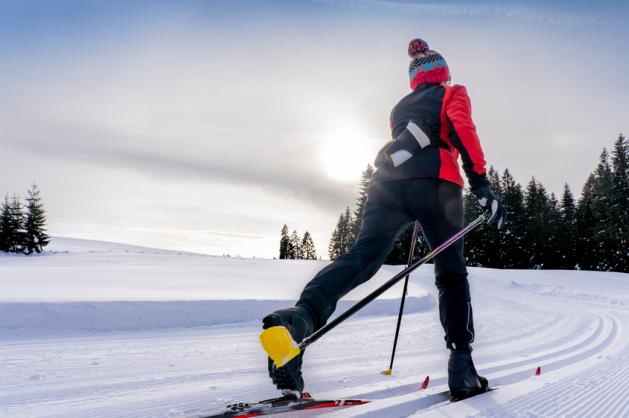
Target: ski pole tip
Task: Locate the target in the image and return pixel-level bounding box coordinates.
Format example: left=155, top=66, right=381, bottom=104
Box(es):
left=380, top=369, right=393, bottom=375
left=259, top=326, right=301, bottom=367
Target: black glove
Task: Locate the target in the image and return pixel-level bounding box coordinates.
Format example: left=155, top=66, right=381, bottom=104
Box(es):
left=472, top=186, right=507, bottom=229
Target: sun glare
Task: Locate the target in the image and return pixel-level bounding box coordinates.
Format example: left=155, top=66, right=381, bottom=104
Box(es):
left=319, top=126, right=376, bottom=182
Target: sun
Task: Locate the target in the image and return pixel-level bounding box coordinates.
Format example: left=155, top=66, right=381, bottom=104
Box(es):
left=319, top=126, right=376, bottom=182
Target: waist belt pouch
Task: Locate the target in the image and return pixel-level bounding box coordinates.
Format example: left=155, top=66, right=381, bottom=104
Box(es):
left=374, top=120, right=434, bottom=168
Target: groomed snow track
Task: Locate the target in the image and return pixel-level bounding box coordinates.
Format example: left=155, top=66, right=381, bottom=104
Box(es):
left=317, top=312, right=623, bottom=418
left=0, top=263, right=627, bottom=417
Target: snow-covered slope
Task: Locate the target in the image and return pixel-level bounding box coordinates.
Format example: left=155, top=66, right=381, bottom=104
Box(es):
left=0, top=238, right=627, bottom=417
left=0, top=237, right=432, bottom=334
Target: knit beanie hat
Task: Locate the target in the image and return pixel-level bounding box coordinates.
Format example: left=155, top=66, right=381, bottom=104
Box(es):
left=408, top=38, right=451, bottom=90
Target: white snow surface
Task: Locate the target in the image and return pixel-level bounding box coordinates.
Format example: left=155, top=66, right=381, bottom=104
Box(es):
left=0, top=237, right=628, bottom=417
left=0, top=237, right=432, bottom=334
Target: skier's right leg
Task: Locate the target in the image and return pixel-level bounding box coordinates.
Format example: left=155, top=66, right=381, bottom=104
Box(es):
left=263, top=180, right=412, bottom=394
left=405, top=178, right=488, bottom=400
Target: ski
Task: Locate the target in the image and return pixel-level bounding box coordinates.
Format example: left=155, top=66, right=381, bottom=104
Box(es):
left=202, top=384, right=496, bottom=417
left=202, top=393, right=370, bottom=417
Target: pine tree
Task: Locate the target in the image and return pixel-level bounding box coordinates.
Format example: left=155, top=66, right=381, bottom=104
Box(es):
left=0, top=196, right=11, bottom=252
left=328, top=218, right=341, bottom=260
left=460, top=167, right=503, bottom=267
left=591, top=149, right=614, bottom=270
left=301, top=231, right=317, bottom=260
left=286, top=230, right=296, bottom=259
left=575, top=174, right=597, bottom=270
left=7, top=195, right=26, bottom=253
left=523, top=177, right=552, bottom=269
left=279, top=224, right=290, bottom=259
left=328, top=206, right=354, bottom=260
left=609, top=134, right=629, bottom=272
left=482, top=167, right=502, bottom=267
left=288, top=230, right=301, bottom=259
left=499, top=169, right=527, bottom=268
left=351, top=165, right=374, bottom=241
left=558, top=183, right=577, bottom=269
left=339, top=207, right=354, bottom=255
left=23, top=183, right=50, bottom=254
left=463, top=187, right=485, bottom=266
left=544, top=193, right=563, bottom=269
left=461, top=167, right=504, bottom=268
left=573, top=142, right=629, bottom=272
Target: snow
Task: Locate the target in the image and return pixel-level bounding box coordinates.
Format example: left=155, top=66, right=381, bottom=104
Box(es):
left=0, top=237, right=432, bottom=335
left=0, top=237, right=628, bottom=417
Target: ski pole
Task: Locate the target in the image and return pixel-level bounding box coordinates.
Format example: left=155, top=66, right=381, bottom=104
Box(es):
left=260, top=213, right=487, bottom=367
left=382, top=221, right=421, bottom=375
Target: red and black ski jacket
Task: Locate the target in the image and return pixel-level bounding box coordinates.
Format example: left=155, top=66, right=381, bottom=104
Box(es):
left=373, top=83, right=489, bottom=190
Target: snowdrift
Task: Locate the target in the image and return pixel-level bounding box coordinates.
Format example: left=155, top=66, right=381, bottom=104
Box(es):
left=0, top=297, right=433, bottom=334
left=0, top=237, right=434, bottom=335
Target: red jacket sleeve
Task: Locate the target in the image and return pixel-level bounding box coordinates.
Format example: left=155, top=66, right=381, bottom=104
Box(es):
left=445, top=85, right=489, bottom=190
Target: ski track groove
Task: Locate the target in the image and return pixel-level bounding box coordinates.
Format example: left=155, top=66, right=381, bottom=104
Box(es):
left=322, top=315, right=601, bottom=396
left=479, top=313, right=564, bottom=343
left=187, top=311, right=621, bottom=418
left=481, top=355, right=629, bottom=418
left=337, top=312, right=604, bottom=403
left=468, top=313, right=625, bottom=418
left=613, top=385, right=629, bottom=418
left=570, top=359, right=628, bottom=418
left=320, top=313, right=620, bottom=418
left=482, top=314, right=603, bottom=375
left=0, top=310, right=618, bottom=418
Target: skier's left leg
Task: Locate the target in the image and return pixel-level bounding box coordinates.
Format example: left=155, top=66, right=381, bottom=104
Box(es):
left=263, top=180, right=413, bottom=395
left=296, top=180, right=413, bottom=330
left=262, top=305, right=313, bottom=396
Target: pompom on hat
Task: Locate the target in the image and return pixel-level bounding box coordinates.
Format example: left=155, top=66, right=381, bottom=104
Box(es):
left=408, top=38, right=451, bottom=90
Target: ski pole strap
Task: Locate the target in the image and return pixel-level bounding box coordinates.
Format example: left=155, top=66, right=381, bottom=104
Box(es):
left=299, top=213, right=486, bottom=350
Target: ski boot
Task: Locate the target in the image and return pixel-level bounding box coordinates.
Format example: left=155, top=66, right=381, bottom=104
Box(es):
left=448, top=348, right=489, bottom=402
left=262, top=306, right=314, bottom=396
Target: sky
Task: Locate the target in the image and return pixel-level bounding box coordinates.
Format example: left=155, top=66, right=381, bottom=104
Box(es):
left=1, top=0, right=628, bottom=258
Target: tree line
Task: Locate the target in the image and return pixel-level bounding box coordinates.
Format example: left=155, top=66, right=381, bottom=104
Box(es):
left=327, top=165, right=375, bottom=260
left=326, top=134, right=628, bottom=273
left=279, top=225, right=317, bottom=259
left=0, top=183, right=50, bottom=254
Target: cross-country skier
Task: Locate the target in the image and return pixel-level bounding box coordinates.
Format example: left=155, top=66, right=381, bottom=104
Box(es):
left=263, top=38, right=506, bottom=402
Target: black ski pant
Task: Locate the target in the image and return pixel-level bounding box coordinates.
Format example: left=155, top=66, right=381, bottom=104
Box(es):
left=297, top=178, right=475, bottom=351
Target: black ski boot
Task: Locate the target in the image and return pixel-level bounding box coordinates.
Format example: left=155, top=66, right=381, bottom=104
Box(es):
left=262, top=306, right=314, bottom=397
left=448, top=348, right=489, bottom=402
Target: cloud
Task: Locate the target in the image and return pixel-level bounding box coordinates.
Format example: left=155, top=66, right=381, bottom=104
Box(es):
left=0, top=118, right=359, bottom=211
left=0, top=26, right=384, bottom=212
left=129, top=227, right=266, bottom=240
left=314, top=0, right=607, bottom=26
